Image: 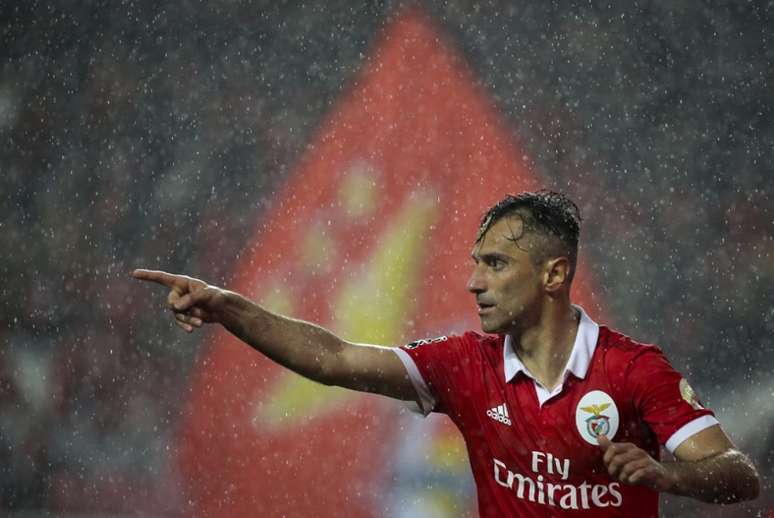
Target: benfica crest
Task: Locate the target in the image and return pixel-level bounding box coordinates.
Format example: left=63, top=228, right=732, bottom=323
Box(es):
left=582, top=403, right=611, bottom=437
left=575, top=391, right=619, bottom=444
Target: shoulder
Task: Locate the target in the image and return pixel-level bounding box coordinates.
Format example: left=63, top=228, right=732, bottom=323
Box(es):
left=406, top=331, right=497, bottom=346
left=462, top=330, right=499, bottom=346
left=594, top=326, right=677, bottom=389
left=459, top=331, right=503, bottom=355
left=595, top=326, right=693, bottom=400
left=404, top=335, right=454, bottom=350
left=401, top=330, right=502, bottom=358
left=400, top=331, right=500, bottom=368
left=596, top=326, right=665, bottom=364
left=401, top=330, right=493, bottom=354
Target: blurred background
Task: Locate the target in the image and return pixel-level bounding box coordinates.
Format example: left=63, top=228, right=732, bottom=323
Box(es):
left=1, top=1, right=772, bottom=516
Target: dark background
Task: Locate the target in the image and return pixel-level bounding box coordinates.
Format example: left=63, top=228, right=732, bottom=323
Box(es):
left=1, top=0, right=772, bottom=515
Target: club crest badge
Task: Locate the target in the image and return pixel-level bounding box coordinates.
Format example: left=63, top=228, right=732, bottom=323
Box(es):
left=575, top=390, right=619, bottom=445
left=679, top=378, right=704, bottom=410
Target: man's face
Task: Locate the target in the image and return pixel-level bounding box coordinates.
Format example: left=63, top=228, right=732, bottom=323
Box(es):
left=467, top=215, right=543, bottom=335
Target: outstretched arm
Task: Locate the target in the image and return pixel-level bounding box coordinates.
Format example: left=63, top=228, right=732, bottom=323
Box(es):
left=132, top=269, right=417, bottom=401
left=598, top=425, right=760, bottom=503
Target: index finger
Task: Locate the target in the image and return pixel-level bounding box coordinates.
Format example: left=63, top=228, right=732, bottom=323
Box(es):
left=597, top=434, right=612, bottom=451
left=132, top=269, right=186, bottom=289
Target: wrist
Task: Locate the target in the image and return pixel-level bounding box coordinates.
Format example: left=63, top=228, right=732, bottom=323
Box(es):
left=211, top=289, right=244, bottom=323
left=220, top=290, right=267, bottom=330
left=661, top=462, right=685, bottom=495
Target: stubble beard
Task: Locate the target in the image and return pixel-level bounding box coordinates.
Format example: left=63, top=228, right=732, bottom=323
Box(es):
left=480, top=311, right=514, bottom=335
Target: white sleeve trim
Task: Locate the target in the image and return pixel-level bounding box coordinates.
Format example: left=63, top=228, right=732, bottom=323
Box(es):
left=664, top=415, right=720, bottom=454
left=393, top=348, right=437, bottom=417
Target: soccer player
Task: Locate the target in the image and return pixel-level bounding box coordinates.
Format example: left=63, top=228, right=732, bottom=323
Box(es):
left=133, top=191, right=760, bottom=516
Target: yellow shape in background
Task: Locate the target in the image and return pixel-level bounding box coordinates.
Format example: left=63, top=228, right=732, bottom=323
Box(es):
left=339, top=161, right=378, bottom=219
left=255, top=190, right=438, bottom=429
left=333, top=191, right=437, bottom=344
left=299, top=221, right=337, bottom=276
left=430, top=429, right=470, bottom=471
left=258, top=281, right=296, bottom=316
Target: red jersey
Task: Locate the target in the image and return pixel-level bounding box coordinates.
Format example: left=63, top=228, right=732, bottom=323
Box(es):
left=393, top=307, right=718, bottom=517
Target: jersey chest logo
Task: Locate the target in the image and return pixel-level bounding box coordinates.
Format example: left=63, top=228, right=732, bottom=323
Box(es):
left=575, top=390, right=619, bottom=444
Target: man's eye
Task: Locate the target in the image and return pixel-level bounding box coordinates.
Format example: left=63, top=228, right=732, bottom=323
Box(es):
left=488, top=258, right=505, bottom=269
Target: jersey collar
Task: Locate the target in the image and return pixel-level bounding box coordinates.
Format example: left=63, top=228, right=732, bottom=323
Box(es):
left=503, top=305, right=600, bottom=383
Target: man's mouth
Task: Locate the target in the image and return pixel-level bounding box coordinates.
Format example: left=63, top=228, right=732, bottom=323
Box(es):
left=477, top=302, right=495, bottom=315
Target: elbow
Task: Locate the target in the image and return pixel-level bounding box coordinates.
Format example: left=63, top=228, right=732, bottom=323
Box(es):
left=722, top=483, right=760, bottom=504
left=717, top=467, right=761, bottom=504
left=737, top=460, right=762, bottom=502
left=742, top=471, right=761, bottom=501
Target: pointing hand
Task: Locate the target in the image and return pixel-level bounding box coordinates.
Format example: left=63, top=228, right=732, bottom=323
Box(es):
left=132, top=269, right=227, bottom=332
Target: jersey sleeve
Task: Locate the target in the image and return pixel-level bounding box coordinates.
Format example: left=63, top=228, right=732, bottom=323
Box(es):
left=625, top=346, right=719, bottom=454
left=392, top=334, right=470, bottom=417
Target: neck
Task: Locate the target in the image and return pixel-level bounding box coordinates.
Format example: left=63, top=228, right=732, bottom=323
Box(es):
left=509, top=298, right=579, bottom=390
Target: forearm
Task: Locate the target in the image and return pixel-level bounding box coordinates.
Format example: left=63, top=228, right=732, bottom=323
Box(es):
left=217, top=290, right=346, bottom=384
left=664, top=449, right=760, bottom=503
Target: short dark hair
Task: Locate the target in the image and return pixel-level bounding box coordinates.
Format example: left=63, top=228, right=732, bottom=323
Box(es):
left=476, top=190, right=582, bottom=282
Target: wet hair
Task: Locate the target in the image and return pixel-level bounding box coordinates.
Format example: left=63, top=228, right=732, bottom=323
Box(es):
left=476, top=190, right=582, bottom=282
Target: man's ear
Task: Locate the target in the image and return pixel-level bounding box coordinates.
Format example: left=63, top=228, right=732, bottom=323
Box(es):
left=544, top=257, right=570, bottom=293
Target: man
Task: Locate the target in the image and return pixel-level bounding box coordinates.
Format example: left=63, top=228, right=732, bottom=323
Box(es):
left=134, top=190, right=760, bottom=516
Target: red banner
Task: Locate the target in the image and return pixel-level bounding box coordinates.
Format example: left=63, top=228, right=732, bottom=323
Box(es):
left=176, top=7, right=599, bottom=517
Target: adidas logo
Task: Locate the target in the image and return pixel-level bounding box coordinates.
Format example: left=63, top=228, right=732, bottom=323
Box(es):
left=487, top=403, right=512, bottom=426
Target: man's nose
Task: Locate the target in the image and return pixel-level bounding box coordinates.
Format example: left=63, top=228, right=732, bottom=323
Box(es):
left=467, top=267, right=486, bottom=294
